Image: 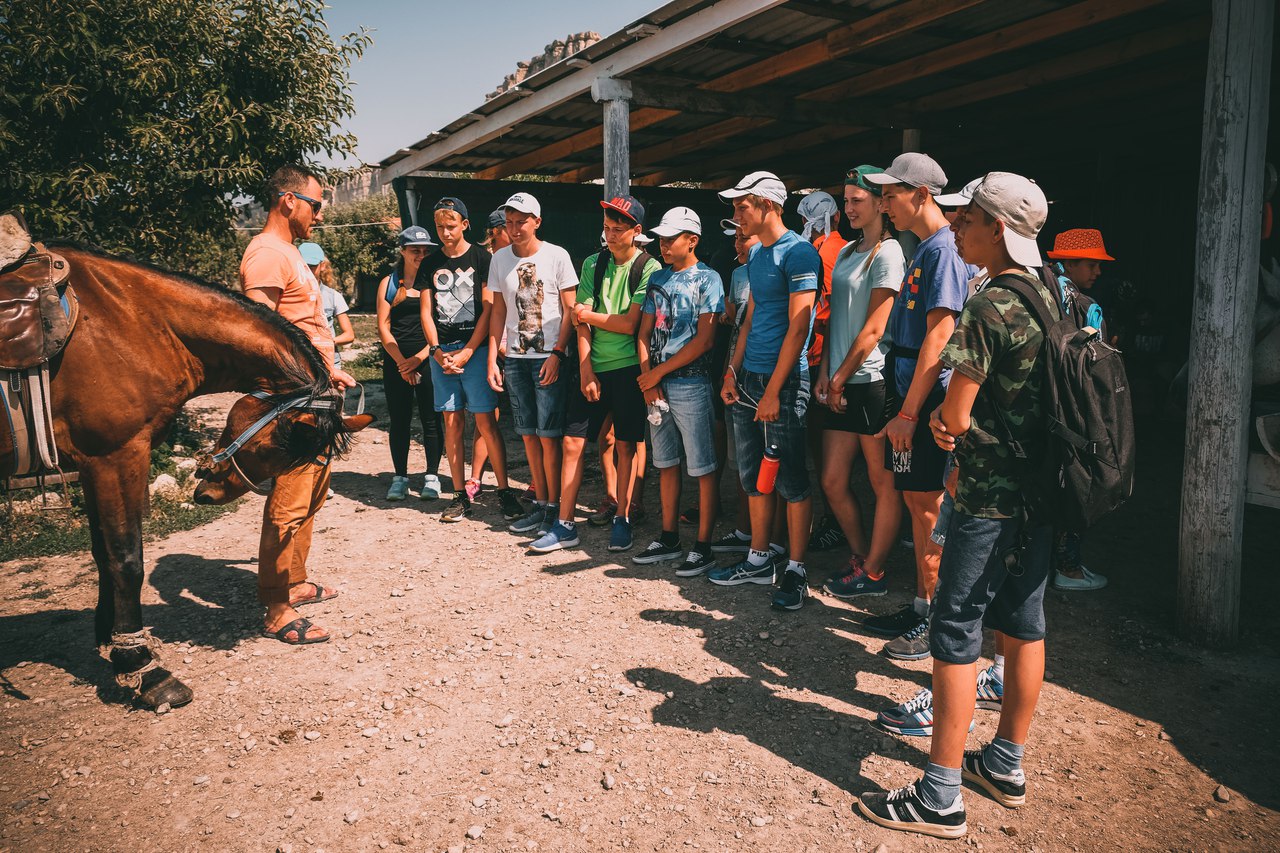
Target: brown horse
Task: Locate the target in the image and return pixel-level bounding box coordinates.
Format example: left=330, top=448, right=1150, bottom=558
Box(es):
left=1, top=244, right=372, bottom=709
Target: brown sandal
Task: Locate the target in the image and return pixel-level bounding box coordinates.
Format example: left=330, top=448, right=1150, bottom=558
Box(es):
left=262, top=616, right=329, bottom=645
left=290, top=581, right=338, bottom=607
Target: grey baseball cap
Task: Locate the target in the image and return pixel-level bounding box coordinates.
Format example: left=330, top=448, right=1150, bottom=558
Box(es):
left=969, top=172, right=1048, bottom=267
left=935, top=177, right=984, bottom=208
left=863, top=153, right=948, bottom=195
left=718, top=171, right=788, bottom=206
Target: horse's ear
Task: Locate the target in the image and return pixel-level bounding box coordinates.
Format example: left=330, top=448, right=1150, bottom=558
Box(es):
left=342, top=413, right=375, bottom=432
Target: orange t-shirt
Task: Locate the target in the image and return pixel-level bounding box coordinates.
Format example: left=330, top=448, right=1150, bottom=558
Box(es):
left=808, top=231, right=848, bottom=366
left=240, top=232, right=336, bottom=370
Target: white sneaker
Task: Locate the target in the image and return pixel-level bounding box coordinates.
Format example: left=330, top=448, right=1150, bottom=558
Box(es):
left=1053, top=565, right=1108, bottom=591
left=419, top=474, right=442, bottom=501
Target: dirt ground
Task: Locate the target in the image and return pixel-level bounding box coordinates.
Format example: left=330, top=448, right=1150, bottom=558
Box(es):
left=1, top=388, right=1277, bottom=853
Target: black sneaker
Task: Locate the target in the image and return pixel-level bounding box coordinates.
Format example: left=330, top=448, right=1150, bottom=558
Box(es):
left=808, top=522, right=845, bottom=553
left=856, top=781, right=967, bottom=839
left=632, top=538, right=683, bottom=565
left=863, top=605, right=926, bottom=638
left=441, top=496, right=472, bottom=523
left=962, top=747, right=1026, bottom=808
left=674, top=549, right=716, bottom=578
left=771, top=568, right=809, bottom=611
left=497, top=488, right=525, bottom=521
left=710, top=531, right=751, bottom=554
left=884, top=619, right=931, bottom=661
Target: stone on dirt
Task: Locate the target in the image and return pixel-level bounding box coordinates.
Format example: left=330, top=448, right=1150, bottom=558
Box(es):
left=1214, top=785, right=1231, bottom=803
left=466, top=824, right=484, bottom=839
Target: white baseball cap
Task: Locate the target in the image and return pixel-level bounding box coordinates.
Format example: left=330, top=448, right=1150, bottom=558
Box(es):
left=718, top=171, right=788, bottom=206
left=651, top=206, right=702, bottom=237
left=720, top=217, right=740, bottom=236
left=502, top=192, right=541, bottom=217
left=969, top=172, right=1048, bottom=268
left=935, top=177, right=983, bottom=208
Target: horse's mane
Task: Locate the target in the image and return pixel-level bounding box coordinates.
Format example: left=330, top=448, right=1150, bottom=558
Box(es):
left=50, top=241, right=354, bottom=459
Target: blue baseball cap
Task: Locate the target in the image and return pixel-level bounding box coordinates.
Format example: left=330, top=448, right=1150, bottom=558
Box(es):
left=399, top=226, right=437, bottom=247
left=298, top=242, right=325, bottom=266
left=487, top=209, right=506, bottom=229
left=433, top=196, right=469, bottom=220
left=600, top=194, right=645, bottom=226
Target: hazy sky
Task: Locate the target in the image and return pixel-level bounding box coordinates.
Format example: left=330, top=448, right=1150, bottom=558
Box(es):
left=323, top=0, right=655, bottom=166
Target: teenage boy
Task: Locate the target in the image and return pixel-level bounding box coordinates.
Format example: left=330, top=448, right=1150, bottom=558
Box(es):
left=715, top=171, right=823, bottom=611
left=862, top=154, right=974, bottom=658
left=634, top=207, right=725, bottom=573
left=487, top=192, right=578, bottom=535
left=857, top=172, right=1055, bottom=840
left=419, top=197, right=523, bottom=523
left=529, top=195, right=660, bottom=553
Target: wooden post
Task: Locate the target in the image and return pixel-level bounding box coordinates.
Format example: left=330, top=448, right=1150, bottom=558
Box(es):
left=1178, top=0, right=1274, bottom=648
left=593, top=77, right=633, bottom=199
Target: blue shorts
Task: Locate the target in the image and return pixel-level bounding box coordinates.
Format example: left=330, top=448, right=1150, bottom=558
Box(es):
left=930, top=514, right=1052, bottom=664
left=731, top=369, right=811, bottom=503
left=430, top=343, right=498, bottom=413
left=504, top=356, right=566, bottom=438
left=649, top=377, right=718, bottom=477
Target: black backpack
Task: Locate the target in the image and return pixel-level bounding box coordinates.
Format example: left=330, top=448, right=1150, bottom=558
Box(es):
left=988, top=272, right=1136, bottom=533
left=592, top=249, right=654, bottom=315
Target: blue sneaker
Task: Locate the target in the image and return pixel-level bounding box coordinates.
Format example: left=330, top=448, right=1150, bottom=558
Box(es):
left=538, top=505, right=557, bottom=535
left=386, top=475, right=410, bottom=501
left=529, top=521, right=579, bottom=553
left=707, top=556, right=775, bottom=586
left=771, top=568, right=808, bottom=610
left=509, top=505, right=546, bottom=534
left=823, top=558, right=888, bottom=599
left=608, top=517, right=633, bottom=552
left=876, top=688, right=977, bottom=738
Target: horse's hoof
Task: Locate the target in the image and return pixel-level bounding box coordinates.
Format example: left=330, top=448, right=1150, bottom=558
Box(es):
left=139, top=669, right=193, bottom=709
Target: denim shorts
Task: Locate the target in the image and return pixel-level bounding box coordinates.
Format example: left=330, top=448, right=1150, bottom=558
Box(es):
left=504, top=356, right=566, bottom=438
left=649, top=377, right=718, bottom=477
left=930, top=513, right=1052, bottom=664
left=731, top=369, right=811, bottom=502
left=430, top=343, right=498, bottom=414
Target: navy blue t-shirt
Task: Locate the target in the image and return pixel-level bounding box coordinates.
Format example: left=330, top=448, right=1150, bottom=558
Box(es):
left=887, top=226, right=974, bottom=396
left=744, top=230, right=822, bottom=373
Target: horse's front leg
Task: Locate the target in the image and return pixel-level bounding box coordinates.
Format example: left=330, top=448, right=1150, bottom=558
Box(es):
left=80, top=443, right=194, bottom=709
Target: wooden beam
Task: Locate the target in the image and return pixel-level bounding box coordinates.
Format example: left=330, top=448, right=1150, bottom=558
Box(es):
left=803, top=0, right=1168, bottom=102
left=631, top=125, right=869, bottom=187
left=380, top=0, right=789, bottom=181
left=622, top=78, right=881, bottom=126
left=1179, top=0, right=1274, bottom=648
left=781, top=0, right=868, bottom=24
left=481, top=0, right=982, bottom=181
left=558, top=116, right=764, bottom=184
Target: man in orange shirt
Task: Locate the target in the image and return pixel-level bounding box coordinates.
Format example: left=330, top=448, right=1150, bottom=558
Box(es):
left=797, top=191, right=848, bottom=552
left=240, top=164, right=356, bottom=645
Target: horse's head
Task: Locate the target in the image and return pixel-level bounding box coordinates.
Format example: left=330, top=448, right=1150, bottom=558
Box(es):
left=192, top=392, right=374, bottom=505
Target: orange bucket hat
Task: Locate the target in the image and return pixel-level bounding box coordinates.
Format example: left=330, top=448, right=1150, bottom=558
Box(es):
left=1046, top=228, right=1114, bottom=261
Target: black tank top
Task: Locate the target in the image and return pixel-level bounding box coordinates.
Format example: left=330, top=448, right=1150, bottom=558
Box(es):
left=385, top=269, right=427, bottom=355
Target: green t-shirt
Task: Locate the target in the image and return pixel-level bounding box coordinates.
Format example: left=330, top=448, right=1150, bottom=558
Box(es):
left=575, top=251, right=662, bottom=372
left=940, top=272, right=1055, bottom=519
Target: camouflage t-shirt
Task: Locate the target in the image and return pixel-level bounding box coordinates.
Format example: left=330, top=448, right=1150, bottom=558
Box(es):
left=940, top=272, right=1055, bottom=519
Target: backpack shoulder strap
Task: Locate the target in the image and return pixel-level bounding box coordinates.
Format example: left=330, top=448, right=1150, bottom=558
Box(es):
left=988, top=272, right=1061, bottom=332
left=626, top=250, right=654, bottom=302
left=591, top=249, right=610, bottom=313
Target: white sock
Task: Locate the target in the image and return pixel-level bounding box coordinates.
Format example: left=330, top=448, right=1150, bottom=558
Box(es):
left=733, top=529, right=750, bottom=541
left=560, top=519, right=576, bottom=531
left=913, top=596, right=930, bottom=617
left=992, top=654, right=1006, bottom=683
left=769, top=542, right=786, bottom=556
left=747, top=549, right=771, bottom=567
left=535, top=500, right=547, bottom=507
left=787, top=560, right=806, bottom=577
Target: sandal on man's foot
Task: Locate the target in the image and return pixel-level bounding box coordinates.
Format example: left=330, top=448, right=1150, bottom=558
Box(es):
left=290, top=581, right=338, bottom=607
left=262, top=616, right=329, bottom=645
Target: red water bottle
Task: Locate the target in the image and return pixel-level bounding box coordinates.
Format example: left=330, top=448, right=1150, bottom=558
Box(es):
left=756, top=444, right=781, bottom=493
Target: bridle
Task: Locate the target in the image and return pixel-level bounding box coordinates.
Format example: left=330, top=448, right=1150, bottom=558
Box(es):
left=197, top=387, right=363, bottom=495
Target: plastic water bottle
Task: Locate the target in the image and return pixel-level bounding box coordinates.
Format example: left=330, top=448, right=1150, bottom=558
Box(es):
left=756, top=444, right=781, bottom=493
left=647, top=398, right=669, bottom=426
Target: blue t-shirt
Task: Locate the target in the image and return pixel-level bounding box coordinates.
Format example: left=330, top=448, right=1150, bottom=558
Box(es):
left=743, top=231, right=822, bottom=374
left=643, top=262, right=726, bottom=379
left=887, top=226, right=974, bottom=395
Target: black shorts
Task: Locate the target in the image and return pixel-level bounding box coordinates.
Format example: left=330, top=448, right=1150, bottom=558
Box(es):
left=565, top=363, right=647, bottom=443
left=884, top=386, right=949, bottom=492
left=824, top=379, right=892, bottom=435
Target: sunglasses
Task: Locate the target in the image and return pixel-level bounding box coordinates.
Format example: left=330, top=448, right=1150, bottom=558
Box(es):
left=278, top=191, right=323, bottom=214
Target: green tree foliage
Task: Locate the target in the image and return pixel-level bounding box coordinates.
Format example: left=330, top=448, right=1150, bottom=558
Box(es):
left=311, top=191, right=400, bottom=304
left=0, top=0, right=370, bottom=260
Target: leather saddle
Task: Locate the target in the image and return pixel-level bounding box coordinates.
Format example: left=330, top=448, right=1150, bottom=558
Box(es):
left=0, top=210, right=78, bottom=370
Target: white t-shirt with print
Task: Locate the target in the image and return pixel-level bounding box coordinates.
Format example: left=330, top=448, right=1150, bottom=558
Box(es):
left=489, top=242, right=577, bottom=359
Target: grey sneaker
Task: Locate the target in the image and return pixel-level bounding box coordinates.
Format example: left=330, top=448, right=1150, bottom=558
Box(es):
left=386, top=475, right=410, bottom=501
left=419, top=473, right=442, bottom=501
left=509, top=505, right=545, bottom=534
left=884, top=619, right=931, bottom=661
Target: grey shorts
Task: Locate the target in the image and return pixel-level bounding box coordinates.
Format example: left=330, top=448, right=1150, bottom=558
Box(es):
left=929, top=512, right=1052, bottom=664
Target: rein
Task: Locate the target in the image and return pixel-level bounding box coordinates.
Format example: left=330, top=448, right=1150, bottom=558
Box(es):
left=201, top=386, right=363, bottom=495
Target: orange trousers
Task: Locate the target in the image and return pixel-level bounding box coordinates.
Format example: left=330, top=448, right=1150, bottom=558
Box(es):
left=257, top=460, right=330, bottom=605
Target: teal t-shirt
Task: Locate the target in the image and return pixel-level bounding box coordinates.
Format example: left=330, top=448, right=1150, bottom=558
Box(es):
left=575, top=251, right=662, bottom=372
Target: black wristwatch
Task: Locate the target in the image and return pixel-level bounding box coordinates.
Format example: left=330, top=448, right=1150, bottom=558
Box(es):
left=551, top=348, right=568, bottom=361
left=428, top=345, right=441, bottom=357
